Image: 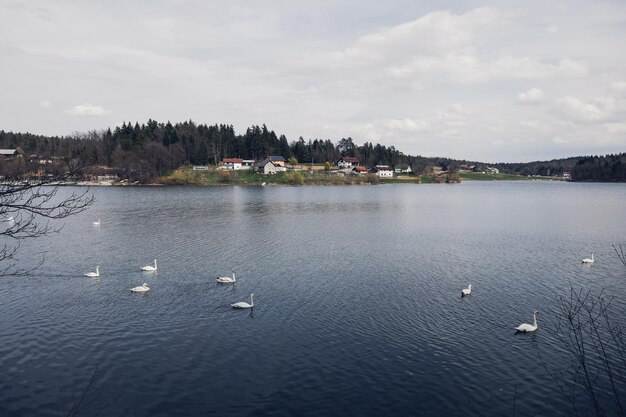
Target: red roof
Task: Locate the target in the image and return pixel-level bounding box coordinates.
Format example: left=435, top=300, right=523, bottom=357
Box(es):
left=222, top=158, right=243, bottom=163
left=353, top=166, right=367, bottom=172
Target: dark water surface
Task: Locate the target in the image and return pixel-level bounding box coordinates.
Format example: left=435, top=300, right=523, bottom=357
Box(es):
left=1, top=182, right=625, bottom=416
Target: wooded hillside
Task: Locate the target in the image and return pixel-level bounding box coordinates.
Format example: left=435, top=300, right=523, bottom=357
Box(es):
left=0, top=120, right=623, bottom=182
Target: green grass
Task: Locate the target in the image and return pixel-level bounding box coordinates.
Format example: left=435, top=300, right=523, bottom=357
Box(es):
left=459, top=172, right=548, bottom=181
left=160, top=167, right=410, bottom=185
left=163, top=167, right=553, bottom=185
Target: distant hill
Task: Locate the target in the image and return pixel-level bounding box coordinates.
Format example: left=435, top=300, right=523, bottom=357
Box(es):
left=0, top=121, right=624, bottom=182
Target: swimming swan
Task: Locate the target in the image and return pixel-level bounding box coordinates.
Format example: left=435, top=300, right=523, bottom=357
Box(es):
left=141, top=259, right=157, bottom=271
left=84, top=266, right=100, bottom=278
left=231, top=293, right=254, bottom=309
left=582, top=252, right=595, bottom=264
left=131, top=283, right=150, bottom=292
left=217, top=271, right=236, bottom=283
left=461, top=284, right=472, bottom=297
left=515, top=310, right=539, bottom=332
left=92, top=219, right=101, bottom=226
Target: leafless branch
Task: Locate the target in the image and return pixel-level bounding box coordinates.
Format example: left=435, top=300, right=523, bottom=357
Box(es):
left=614, top=244, right=626, bottom=269
left=0, top=167, right=94, bottom=276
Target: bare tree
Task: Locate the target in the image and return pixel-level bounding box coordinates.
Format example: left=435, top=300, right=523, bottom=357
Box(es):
left=550, top=286, right=626, bottom=417
left=0, top=170, right=94, bottom=276
left=614, top=245, right=626, bottom=269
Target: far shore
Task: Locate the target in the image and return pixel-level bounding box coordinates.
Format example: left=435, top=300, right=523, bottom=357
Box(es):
left=67, top=171, right=568, bottom=187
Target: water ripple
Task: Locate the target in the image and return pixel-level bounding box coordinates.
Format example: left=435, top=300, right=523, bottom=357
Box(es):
left=0, top=183, right=624, bottom=416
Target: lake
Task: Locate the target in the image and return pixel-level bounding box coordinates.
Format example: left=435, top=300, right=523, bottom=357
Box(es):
left=1, top=181, right=625, bottom=416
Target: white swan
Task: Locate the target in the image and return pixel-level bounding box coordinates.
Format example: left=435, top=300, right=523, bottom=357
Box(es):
left=84, top=266, right=100, bottom=277
left=461, top=284, right=472, bottom=297
left=141, top=259, right=157, bottom=271
left=131, top=283, right=150, bottom=292
left=582, top=252, right=595, bottom=264
left=231, top=293, right=254, bottom=309
left=4, top=216, right=14, bottom=222
left=515, top=310, right=539, bottom=332
left=217, top=271, right=236, bottom=283
left=92, top=219, right=101, bottom=226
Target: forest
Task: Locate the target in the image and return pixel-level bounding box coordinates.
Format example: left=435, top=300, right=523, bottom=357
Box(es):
left=0, top=119, right=624, bottom=182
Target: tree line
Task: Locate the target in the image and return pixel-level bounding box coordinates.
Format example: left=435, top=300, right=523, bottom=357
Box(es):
left=0, top=120, right=422, bottom=181
left=0, top=120, right=624, bottom=182
left=491, top=153, right=626, bottom=181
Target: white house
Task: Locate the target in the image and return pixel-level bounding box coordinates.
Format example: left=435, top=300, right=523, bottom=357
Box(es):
left=222, top=158, right=244, bottom=170
left=373, top=165, right=393, bottom=178
left=337, top=157, right=360, bottom=169
left=394, top=164, right=412, bottom=174
left=258, top=159, right=277, bottom=175
left=486, top=166, right=500, bottom=174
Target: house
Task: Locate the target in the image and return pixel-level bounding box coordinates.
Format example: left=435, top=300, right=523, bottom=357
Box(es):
left=257, top=159, right=277, bottom=175
left=242, top=160, right=255, bottom=170
left=267, top=156, right=286, bottom=167
left=373, top=165, right=393, bottom=178
left=394, top=164, right=412, bottom=174
left=337, top=157, right=360, bottom=169
left=258, top=157, right=286, bottom=172
left=28, top=155, right=53, bottom=164
left=222, top=158, right=244, bottom=170
left=486, top=166, right=500, bottom=174
left=352, top=166, right=368, bottom=175
left=0, top=149, right=18, bottom=159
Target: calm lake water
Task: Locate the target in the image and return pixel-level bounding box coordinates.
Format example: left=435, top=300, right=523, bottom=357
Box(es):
left=1, top=181, right=625, bottom=416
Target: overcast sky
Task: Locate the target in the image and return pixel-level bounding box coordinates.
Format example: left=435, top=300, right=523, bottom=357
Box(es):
left=1, top=0, right=625, bottom=162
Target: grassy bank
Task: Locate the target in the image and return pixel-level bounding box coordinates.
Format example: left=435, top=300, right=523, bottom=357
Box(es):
left=159, top=167, right=562, bottom=186
left=158, top=167, right=421, bottom=186
left=458, top=172, right=559, bottom=181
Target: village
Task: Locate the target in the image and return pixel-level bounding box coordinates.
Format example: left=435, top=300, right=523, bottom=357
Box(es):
left=0, top=147, right=570, bottom=185
left=214, top=156, right=410, bottom=177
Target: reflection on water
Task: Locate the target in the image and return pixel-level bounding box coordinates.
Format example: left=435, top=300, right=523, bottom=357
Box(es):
left=0, top=182, right=625, bottom=416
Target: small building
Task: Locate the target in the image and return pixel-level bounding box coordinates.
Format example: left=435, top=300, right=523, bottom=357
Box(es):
left=394, top=164, right=412, bottom=174
left=267, top=156, right=286, bottom=167
left=562, top=171, right=572, bottom=180
left=0, top=149, right=18, bottom=159
left=337, top=157, right=360, bottom=169
left=352, top=166, right=368, bottom=175
left=97, top=175, right=119, bottom=182
left=242, top=160, right=255, bottom=170
left=222, top=158, right=244, bottom=170
left=486, top=166, right=500, bottom=174
left=373, top=165, right=393, bottom=178
left=258, top=159, right=277, bottom=175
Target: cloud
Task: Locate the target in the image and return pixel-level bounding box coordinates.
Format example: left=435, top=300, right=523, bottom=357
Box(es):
left=39, top=100, right=52, bottom=108
left=556, top=96, right=605, bottom=122
left=611, top=81, right=626, bottom=93
left=67, top=104, right=110, bottom=116
left=330, top=8, right=587, bottom=85
left=2, top=2, right=626, bottom=161
left=518, top=88, right=546, bottom=104
left=555, top=89, right=626, bottom=124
